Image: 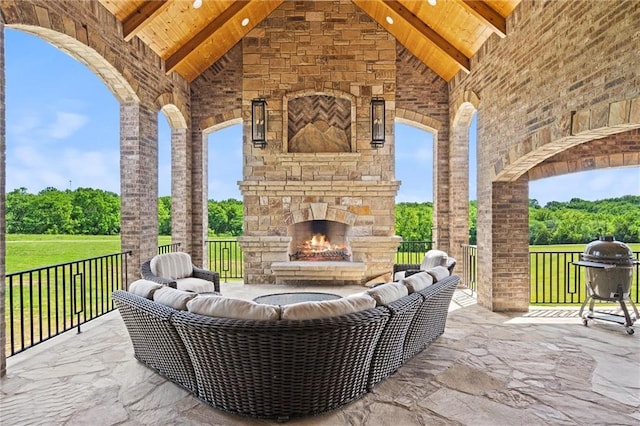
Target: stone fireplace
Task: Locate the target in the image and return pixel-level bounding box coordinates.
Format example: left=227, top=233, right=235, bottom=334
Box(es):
left=288, top=220, right=351, bottom=262
left=237, top=1, right=400, bottom=285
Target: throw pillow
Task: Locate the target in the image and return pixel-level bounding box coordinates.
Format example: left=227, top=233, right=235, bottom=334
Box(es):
left=281, top=294, right=376, bottom=320
left=426, top=266, right=450, bottom=282
left=366, top=282, right=408, bottom=306
left=402, top=271, right=433, bottom=293
left=153, top=286, right=197, bottom=310
left=128, top=279, right=163, bottom=299
left=187, top=296, right=280, bottom=320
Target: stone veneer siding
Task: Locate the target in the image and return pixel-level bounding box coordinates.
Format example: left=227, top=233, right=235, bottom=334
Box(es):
left=449, top=0, right=640, bottom=311
left=239, top=1, right=400, bottom=284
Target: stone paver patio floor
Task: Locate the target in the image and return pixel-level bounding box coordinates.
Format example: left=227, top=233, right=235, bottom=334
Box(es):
left=1, top=283, right=639, bottom=425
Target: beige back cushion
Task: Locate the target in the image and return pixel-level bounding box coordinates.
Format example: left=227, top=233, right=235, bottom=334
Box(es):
left=153, top=286, right=198, bottom=310
left=426, top=266, right=450, bottom=282
left=128, top=279, right=163, bottom=299
left=150, top=252, right=193, bottom=280
left=281, top=294, right=376, bottom=320
left=402, top=271, right=434, bottom=293
left=187, top=295, right=280, bottom=320
left=420, top=250, right=448, bottom=270
left=366, top=282, right=408, bottom=306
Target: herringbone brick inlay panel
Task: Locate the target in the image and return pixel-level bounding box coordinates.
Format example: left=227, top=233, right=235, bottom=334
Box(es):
left=288, top=95, right=351, bottom=148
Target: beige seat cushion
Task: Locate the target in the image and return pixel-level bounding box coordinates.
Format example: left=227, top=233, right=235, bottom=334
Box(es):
left=153, top=286, right=198, bottom=310
left=187, top=296, right=280, bottom=320
left=366, top=282, right=408, bottom=306
left=128, top=279, right=163, bottom=299
left=426, top=266, right=450, bottom=282
left=402, top=271, right=433, bottom=293
left=281, top=294, right=376, bottom=320
left=150, top=252, right=193, bottom=280
left=176, top=277, right=216, bottom=293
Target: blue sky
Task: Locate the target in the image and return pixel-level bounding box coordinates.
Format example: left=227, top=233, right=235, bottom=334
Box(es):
left=5, top=29, right=639, bottom=205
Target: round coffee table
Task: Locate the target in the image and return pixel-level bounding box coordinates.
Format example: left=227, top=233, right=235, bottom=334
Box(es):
left=253, top=292, right=342, bottom=305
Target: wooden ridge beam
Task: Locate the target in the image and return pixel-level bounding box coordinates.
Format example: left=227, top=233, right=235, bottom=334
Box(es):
left=122, top=0, right=169, bottom=42
left=165, top=1, right=251, bottom=74
left=460, top=0, right=507, bottom=38
left=384, top=0, right=470, bottom=73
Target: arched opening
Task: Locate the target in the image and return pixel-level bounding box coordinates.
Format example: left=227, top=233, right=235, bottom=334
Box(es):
left=157, top=113, right=172, bottom=238
left=5, top=28, right=120, bottom=270
left=206, top=122, right=243, bottom=239
left=394, top=122, right=435, bottom=246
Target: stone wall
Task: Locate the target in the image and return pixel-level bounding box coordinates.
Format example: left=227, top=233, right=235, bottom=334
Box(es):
left=238, top=1, right=400, bottom=284
left=449, top=0, right=640, bottom=311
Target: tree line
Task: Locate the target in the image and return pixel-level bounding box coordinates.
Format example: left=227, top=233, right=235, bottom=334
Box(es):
left=5, top=188, right=639, bottom=244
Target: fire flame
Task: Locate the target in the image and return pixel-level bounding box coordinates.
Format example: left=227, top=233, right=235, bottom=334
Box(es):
left=301, top=233, right=346, bottom=253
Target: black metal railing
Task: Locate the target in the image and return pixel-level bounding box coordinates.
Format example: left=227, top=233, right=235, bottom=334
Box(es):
left=460, top=245, right=640, bottom=304
left=395, top=240, right=433, bottom=265
left=207, top=240, right=244, bottom=282
left=530, top=250, right=639, bottom=304
left=461, top=244, right=477, bottom=293
left=5, top=251, right=131, bottom=357
left=157, top=242, right=181, bottom=254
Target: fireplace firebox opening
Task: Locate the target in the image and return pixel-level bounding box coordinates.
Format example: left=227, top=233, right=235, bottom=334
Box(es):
left=288, top=220, right=351, bottom=262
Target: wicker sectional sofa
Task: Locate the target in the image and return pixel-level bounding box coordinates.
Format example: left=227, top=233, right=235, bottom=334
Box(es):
left=113, top=273, right=460, bottom=421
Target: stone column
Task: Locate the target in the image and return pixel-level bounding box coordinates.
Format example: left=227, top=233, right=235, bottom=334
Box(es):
left=171, top=127, right=191, bottom=252
left=120, top=102, right=159, bottom=284
left=0, top=17, right=6, bottom=378
left=189, top=129, right=208, bottom=267
left=433, top=131, right=451, bottom=253
left=448, top=129, right=469, bottom=270
left=477, top=178, right=530, bottom=312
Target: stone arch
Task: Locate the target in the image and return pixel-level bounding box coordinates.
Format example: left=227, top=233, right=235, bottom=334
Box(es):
left=285, top=203, right=357, bottom=227
left=494, top=95, right=640, bottom=182
left=199, top=111, right=243, bottom=133
left=395, top=108, right=441, bottom=132
left=283, top=89, right=357, bottom=152
left=529, top=128, right=640, bottom=181
left=10, top=25, right=138, bottom=103
left=156, top=93, right=188, bottom=129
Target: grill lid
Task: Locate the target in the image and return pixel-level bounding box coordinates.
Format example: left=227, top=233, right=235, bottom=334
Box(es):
left=580, top=235, right=635, bottom=266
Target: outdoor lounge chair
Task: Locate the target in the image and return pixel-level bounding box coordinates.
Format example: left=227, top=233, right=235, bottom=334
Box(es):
left=141, top=252, right=220, bottom=293
left=393, top=249, right=456, bottom=281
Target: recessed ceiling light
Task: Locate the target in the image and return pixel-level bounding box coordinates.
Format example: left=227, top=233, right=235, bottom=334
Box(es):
left=241, top=17, right=250, bottom=27
left=427, top=0, right=437, bottom=6
left=193, top=0, right=202, bottom=9
left=386, top=16, right=394, bottom=25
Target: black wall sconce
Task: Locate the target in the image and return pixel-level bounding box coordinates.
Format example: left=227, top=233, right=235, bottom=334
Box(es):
left=371, top=97, right=385, bottom=148
left=251, top=98, right=267, bottom=148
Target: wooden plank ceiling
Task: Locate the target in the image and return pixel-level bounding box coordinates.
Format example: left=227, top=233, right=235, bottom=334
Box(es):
left=99, top=0, right=520, bottom=82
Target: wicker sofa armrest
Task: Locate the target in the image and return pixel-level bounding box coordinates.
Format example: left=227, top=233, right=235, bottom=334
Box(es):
left=140, top=260, right=177, bottom=288
left=192, top=265, right=220, bottom=292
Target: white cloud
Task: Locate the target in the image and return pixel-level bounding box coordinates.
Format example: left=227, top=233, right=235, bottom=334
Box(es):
left=46, top=112, right=88, bottom=140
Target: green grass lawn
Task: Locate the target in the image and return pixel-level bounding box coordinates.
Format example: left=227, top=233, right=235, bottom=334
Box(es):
left=6, top=234, right=173, bottom=273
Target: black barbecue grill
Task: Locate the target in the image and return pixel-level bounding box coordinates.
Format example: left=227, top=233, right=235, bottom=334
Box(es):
left=573, top=236, right=640, bottom=334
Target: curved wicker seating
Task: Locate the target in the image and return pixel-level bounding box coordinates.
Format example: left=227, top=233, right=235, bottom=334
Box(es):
left=112, top=275, right=460, bottom=421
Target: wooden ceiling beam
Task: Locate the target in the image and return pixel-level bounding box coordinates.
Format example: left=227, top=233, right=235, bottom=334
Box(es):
left=460, top=0, right=507, bottom=38
left=384, top=0, right=470, bottom=73
left=122, top=0, right=169, bottom=42
left=165, top=1, right=252, bottom=74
